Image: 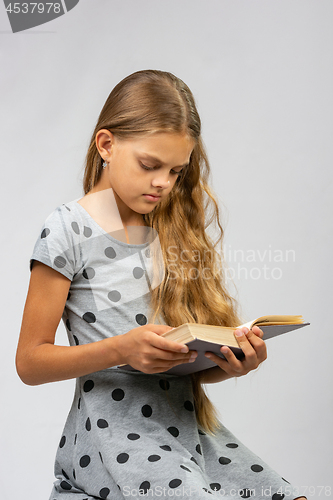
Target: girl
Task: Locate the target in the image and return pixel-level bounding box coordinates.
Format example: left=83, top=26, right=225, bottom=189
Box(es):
left=16, top=70, right=306, bottom=500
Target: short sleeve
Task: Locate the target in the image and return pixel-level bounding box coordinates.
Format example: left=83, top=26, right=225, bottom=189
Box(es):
left=30, top=205, right=80, bottom=281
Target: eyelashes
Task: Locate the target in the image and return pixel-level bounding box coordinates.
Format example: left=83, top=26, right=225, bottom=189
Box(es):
left=139, top=162, right=155, bottom=171
left=139, top=162, right=183, bottom=176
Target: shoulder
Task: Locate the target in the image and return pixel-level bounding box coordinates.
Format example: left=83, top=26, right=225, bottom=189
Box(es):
left=41, top=199, right=92, bottom=238
left=44, top=199, right=80, bottom=223
left=30, top=199, right=85, bottom=280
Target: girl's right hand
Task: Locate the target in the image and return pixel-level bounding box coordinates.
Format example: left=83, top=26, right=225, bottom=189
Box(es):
left=115, top=324, right=197, bottom=374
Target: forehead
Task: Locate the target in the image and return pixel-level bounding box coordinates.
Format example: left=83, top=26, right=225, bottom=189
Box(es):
left=116, top=132, right=195, bottom=165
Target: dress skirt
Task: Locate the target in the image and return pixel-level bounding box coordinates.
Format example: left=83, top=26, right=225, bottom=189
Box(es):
left=49, top=369, right=295, bottom=500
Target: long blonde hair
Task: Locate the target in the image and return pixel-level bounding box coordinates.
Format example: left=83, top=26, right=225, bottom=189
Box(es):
left=83, top=70, right=241, bottom=433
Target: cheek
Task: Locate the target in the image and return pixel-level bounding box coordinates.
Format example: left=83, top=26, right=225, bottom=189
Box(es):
left=170, top=176, right=181, bottom=189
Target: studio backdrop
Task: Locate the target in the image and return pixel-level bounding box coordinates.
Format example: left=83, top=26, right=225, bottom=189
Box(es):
left=1, top=1, right=332, bottom=498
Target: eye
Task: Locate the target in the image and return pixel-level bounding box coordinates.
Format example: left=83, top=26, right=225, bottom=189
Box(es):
left=170, top=169, right=183, bottom=176
left=139, top=162, right=155, bottom=171
left=140, top=162, right=183, bottom=176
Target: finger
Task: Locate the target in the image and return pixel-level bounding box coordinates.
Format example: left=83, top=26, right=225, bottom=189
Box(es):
left=204, top=351, right=230, bottom=371
left=234, top=329, right=257, bottom=357
left=207, top=346, right=244, bottom=374
left=244, top=330, right=267, bottom=361
left=149, top=351, right=198, bottom=372
left=234, top=329, right=266, bottom=368
left=251, top=325, right=264, bottom=338
left=148, top=325, right=191, bottom=353
left=154, top=348, right=198, bottom=363
left=148, top=331, right=190, bottom=353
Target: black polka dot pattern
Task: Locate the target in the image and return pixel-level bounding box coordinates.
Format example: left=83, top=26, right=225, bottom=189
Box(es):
left=135, top=313, right=147, bottom=325
left=169, top=479, right=182, bottom=488
left=240, top=488, right=254, bottom=498
left=71, top=221, right=80, bottom=234
left=133, top=267, right=144, bottom=279
left=141, top=405, right=152, bottom=417
left=62, top=469, right=69, bottom=480
left=54, top=256, right=66, bottom=268
left=97, top=419, right=109, bottom=428
left=83, top=267, right=95, bottom=279
left=104, top=246, right=116, bottom=259
left=108, top=290, right=121, bottom=302
left=127, top=433, right=140, bottom=440
left=41, top=228, right=50, bottom=238
left=159, top=379, right=170, bottom=390
left=99, top=487, right=110, bottom=499
left=112, top=389, right=125, bottom=401
left=82, top=312, right=96, bottom=323
left=184, top=400, right=194, bottom=411
left=38, top=202, right=296, bottom=499
left=83, top=380, right=94, bottom=392
left=117, top=453, right=129, bottom=464
left=167, top=426, right=179, bottom=437
left=79, top=455, right=91, bottom=468
left=139, top=481, right=150, bottom=494
left=83, top=226, right=92, bottom=238
left=60, top=481, right=71, bottom=490
left=251, top=464, right=263, bottom=472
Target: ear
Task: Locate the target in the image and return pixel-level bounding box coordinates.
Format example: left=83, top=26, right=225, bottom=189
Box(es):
left=95, top=129, right=114, bottom=160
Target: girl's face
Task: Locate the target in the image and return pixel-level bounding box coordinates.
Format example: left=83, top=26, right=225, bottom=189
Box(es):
left=95, top=131, right=195, bottom=225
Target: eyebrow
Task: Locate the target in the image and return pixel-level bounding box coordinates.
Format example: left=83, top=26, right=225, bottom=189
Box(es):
left=140, top=154, right=189, bottom=169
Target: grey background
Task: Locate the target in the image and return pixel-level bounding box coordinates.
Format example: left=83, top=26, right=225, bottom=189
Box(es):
left=1, top=0, right=332, bottom=497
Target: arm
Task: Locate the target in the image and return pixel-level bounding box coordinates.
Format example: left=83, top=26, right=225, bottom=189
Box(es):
left=199, top=326, right=267, bottom=384
left=16, top=261, right=196, bottom=386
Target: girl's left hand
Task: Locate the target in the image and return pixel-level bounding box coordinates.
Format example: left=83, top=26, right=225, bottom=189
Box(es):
left=204, top=326, right=267, bottom=380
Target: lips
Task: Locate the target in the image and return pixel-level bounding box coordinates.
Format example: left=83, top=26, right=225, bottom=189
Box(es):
left=143, top=194, right=161, bottom=201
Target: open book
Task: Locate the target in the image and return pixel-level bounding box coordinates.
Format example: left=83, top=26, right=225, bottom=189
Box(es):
left=118, top=315, right=310, bottom=376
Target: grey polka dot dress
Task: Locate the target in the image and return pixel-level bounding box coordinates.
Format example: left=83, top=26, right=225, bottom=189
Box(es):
left=30, top=201, right=298, bottom=500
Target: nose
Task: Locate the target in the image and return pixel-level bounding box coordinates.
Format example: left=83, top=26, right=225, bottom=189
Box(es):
left=151, top=175, right=170, bottom=189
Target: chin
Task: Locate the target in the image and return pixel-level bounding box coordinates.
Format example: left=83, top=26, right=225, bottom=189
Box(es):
left=142, top=207, right=157, bottom=215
